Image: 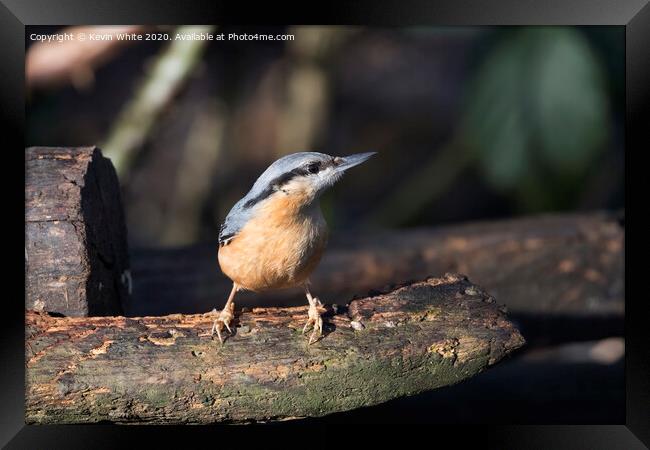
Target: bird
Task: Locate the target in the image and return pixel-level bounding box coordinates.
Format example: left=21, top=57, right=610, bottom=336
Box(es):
left=211, top=151, right=376, bottom=344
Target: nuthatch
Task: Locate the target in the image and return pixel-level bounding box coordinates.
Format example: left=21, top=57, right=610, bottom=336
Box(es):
left=211, top=151, right=376, bottom=344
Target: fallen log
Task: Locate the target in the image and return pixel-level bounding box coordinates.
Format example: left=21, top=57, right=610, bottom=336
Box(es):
left=129, top=212, right=623, bottom=321
left=25, top=146, right=131, bottom=316
left=25, top=274, right=524, bottom=424
left=324, top=338, right=624, bottom=424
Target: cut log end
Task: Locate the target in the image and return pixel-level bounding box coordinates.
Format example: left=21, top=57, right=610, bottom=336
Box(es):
left=25, top=273, right=524, bottom=424
left=25, top=146, right=131, bottom=316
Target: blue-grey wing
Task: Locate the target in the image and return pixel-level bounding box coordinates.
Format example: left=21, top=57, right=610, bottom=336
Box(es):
left=218, top=197, right=252, bottom=245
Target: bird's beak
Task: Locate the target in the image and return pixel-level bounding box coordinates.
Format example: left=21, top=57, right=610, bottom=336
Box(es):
left=334, top=152, right=377, bottom=172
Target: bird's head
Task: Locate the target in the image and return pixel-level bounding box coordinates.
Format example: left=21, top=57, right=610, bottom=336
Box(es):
left=218, top=151, right=375, bottom=245
left=242, top=151, right=376, bottom=210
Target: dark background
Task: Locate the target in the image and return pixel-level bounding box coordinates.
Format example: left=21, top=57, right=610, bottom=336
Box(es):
left=25, top=25, right=625, bottom=424
left=26, top=26, right=624, bottom=246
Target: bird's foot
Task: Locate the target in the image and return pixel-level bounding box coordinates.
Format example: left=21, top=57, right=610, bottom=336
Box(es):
left=302, top=298, right=326, bottom=345
left=210, top=302, right=235, bottom=344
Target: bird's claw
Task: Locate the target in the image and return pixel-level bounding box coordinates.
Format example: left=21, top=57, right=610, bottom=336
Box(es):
left=210, top=302, right=235, bottom=344
left=302, top=298, right=326, bottom=345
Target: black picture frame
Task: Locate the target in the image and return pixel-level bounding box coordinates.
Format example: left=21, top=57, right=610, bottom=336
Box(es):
left=5, top=0, right=645, bottom=447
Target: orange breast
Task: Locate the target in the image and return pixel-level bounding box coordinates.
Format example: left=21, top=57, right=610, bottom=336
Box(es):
left=218, top=193, right=328, bottom=292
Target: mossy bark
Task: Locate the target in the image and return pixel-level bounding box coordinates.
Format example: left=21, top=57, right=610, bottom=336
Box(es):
left=25, top=274, right=524, bottom=424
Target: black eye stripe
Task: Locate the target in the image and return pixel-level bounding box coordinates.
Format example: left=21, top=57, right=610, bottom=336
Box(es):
left=242, top=160, right=326, bottom=209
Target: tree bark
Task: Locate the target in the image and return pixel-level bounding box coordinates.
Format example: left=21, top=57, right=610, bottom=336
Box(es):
left=25, top=146, right=131, bottom=316
left=130, top=212, right=623, bottom=319
left=25, top=274, right=524, bottom=424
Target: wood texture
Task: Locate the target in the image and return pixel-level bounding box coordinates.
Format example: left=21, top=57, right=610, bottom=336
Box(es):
left=25, top=146, right=131, bottom=316
left=130, top=212, right=623, bottom=320
left=25, top=274, right=524, bottom=424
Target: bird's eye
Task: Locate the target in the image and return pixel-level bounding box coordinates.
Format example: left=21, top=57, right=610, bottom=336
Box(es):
left=307, top=162, right=320, bottom=174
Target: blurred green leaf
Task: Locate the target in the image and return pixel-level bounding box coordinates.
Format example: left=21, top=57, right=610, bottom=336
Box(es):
left=461, top=27, right=609, bottom=192
left=532, top=28, right=609, bottom=170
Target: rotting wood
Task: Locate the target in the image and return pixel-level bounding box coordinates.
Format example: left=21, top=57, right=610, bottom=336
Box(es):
left=25, top=273, right=524, bottom=424
left=25, top=146, right=131, bottom=316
